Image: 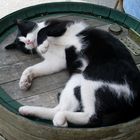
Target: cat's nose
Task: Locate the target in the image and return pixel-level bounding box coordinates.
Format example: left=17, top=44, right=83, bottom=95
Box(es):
left=27, top=40, right=31, bottom=43
left=26, top=40, right=33, bottom=45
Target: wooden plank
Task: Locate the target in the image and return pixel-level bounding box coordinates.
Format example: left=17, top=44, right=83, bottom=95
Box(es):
left=1, top=71, right=69, bottom=101
left=1, top=105, right=140, bottom=140
left=17, top=88, right=63, bottom=107
left=0, top=118, right=46, bottom=140
left=0, top=58, right=42, bottom=84
left=0, top=65, right=19, bottom=84
left=0, top=50, right=39, bottom=66
left=0, top=135, right=6, bottom=140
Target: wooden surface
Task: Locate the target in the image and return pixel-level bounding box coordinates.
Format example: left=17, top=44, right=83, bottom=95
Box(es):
left=0, top=14, right=140, bottom=140
left=0, top=135, right=6, bottom=140
left=1, top=105, right=140, bottom=140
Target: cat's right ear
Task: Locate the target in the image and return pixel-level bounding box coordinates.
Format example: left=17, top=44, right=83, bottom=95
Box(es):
left=14, top=19, right=24, bottom=29
left=14, top=19, right=22, bottom=24
left=14, top=19, right=23, bottom=27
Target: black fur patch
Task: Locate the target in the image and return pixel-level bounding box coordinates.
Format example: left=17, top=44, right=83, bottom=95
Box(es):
left=79, top=28, right=140, bottom=83
left=65, top=46, right=83, bottom=75
left=74, top=86, right=83, bottom=112
left=94, top=85, right=139, bottom=126
left=57, top=92, right=61, bottom=102
left=37, top=20, right=73, bottom=45
left=88, top=114, right=102, bottom=127
left=74, top=86, right=81, bottom=102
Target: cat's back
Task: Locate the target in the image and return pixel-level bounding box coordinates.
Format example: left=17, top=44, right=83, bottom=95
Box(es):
left=79, top=28, right=136, bottom=66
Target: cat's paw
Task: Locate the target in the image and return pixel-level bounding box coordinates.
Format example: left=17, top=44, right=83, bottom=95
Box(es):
left=37, top=40, right=49, bottom=54
left=53, top=112, right=68, bottom=127
left=19, top=106, right=33, bottom=116
left=19, top=78, right=32, bottom=90
left=19, top=67, right=33, bottom=90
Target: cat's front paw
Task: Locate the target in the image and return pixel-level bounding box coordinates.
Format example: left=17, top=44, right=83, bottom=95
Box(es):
left=53, top=112, right=68, bottom=127
left=19, top=67, right=33, bottom=90
left=37, top=40, right=49, bottom=54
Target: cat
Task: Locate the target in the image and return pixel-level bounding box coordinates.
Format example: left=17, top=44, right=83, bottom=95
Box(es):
left=5, top=19, right=140, bottom=127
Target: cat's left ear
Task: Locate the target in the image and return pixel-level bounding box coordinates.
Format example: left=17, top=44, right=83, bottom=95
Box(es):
left=5, top=42, right=17, bottom=50
left=4, top=37, right=23, bottom=50
left=5, top=43, right=17, bottom=50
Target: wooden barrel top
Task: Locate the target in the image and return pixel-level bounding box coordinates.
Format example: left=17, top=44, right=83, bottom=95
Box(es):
left=0, top=2, right=140, bottom=140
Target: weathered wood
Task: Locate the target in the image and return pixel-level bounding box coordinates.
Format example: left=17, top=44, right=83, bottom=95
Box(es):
left=0, top=135, right=6, bottom=140
left=0, top=58, right=41, bottom=84
left=1, top=70, right=68, bottom=101
left=0, top=105, right=140, bottom=140
left=17, top=88, right=63, bottom=107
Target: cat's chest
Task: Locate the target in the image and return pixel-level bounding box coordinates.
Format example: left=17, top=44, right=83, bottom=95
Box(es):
left=41, top=43, right=66, bottom=60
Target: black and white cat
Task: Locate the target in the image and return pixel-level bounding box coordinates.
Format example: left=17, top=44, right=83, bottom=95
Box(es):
left=5, top=19, right=140, bottom=127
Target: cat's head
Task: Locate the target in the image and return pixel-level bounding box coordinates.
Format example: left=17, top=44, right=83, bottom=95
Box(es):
left=5, top=19, right=44, bottom=54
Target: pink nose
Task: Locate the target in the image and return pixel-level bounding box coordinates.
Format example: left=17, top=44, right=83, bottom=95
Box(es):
left=27, top=40, right=31, bottom=43
left=26, top=40, right=33, bottom=45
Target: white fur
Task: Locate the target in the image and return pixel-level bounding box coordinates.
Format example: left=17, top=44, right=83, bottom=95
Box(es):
left=37, top=40, right=49, bottom=54
left=107, top=82, right=134, bottom=101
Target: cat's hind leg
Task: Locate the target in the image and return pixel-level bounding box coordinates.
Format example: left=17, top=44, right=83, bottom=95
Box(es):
left=19, top=74, right=82, bottom=127
left=19, top=105, right=60, bottom=120
left=19, top=74, right=80, bottom=123
left=53, top=78, right=97, bottom=127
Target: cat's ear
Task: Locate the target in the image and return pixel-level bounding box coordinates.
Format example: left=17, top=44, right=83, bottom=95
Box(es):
left=14, top=19, right=24, bottom=28
left=5, top=42, right=17, bottom=50
left=14, top=19, right=36, bottom=35
left=14, top=19, right=23, bottom=24
left=5, top=37, right=20, bottom=50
